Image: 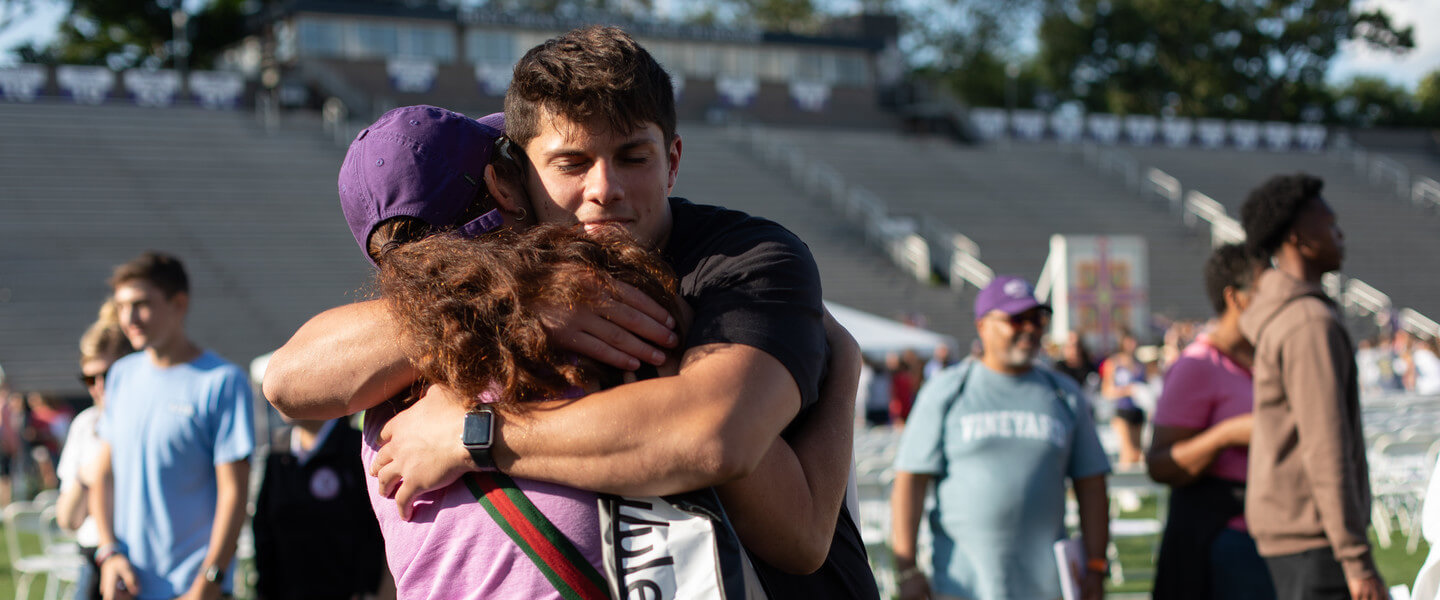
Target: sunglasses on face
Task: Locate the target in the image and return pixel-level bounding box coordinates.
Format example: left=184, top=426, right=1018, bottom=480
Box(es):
left=996, top=310, right=1052, bottom=328
left=79, top=369, right=108, bottom=387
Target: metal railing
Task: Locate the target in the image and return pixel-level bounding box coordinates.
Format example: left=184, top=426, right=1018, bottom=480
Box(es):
left=726, top=123, right=996, bottom=291
left=1074, top=136, right=1440, bottom=338
left=1142, top=168, right=1183, bottom=215
left=1414, top=177, right=1440, bottom=211
left=1181, top=190, right=1244, bottom=246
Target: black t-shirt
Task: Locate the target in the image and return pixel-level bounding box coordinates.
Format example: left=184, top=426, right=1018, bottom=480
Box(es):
left=663, top=198, right=880, bottom=599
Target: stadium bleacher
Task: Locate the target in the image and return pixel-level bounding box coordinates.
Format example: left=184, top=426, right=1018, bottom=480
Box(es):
left=767, top=127, right=1218, bottom=323
left=0, top=102, right=367, bottom=392
left=1129, top=144, right=1440, bottom=321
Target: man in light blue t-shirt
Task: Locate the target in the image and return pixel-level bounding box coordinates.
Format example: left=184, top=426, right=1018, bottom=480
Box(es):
left=891, top=275, right=1111, bottom=600
left=91, top=252, right=255, bottom=600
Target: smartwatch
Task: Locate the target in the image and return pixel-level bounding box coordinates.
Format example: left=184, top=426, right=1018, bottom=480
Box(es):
left=462, top=407, right=497, bottom=471
left=204, top=564, right=225, bottom=584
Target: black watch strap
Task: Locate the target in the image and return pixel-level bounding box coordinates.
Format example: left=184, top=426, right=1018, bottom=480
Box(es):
left=462, top=407, right=497, bottom=471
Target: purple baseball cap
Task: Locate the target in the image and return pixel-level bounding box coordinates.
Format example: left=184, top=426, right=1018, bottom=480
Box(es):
left=338, top=105, right=507, bottom=265
left=974, top=275, right=1050, bottom=320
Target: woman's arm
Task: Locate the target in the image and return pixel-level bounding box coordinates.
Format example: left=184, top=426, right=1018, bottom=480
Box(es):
left=1145, top=415, right=1251, bottom=486
left=716, top=310, right=861, bottom=573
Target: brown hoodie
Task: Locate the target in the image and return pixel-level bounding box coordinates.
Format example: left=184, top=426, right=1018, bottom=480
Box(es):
left=1239, top=268, right=1374, bottom=580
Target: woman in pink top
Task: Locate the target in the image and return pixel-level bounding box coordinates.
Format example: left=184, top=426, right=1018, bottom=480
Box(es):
left=1147, top=244, right=1274, bottom=600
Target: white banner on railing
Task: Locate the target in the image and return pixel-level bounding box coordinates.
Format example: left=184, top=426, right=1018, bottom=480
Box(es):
left=388, top=58, right=437, bottom=94
left=1012, top=110, right=1046, bottom=140
left=1229, top=120, right=1260, bottom=150
left=1125, top=115, right=1158, bottom=146
left=1263, top=122, right=1294, bottom=151
left=1160, top=118, right=1193, bottom=148
left=970, top=108, right=1007, bottom=141
left=1051, top=111, right=1084, bottom=143
left=124, top=69, right=179, bottom=107
left=1196, top=118, right=1227, bottom=149
left=1088, top=113, right=1121, bottom=145
left=474, top=63, right=511, bottom=96
left=0, top=65, right=46, bottom=102
left=188, top=70, right=244, bottom=109
left=788, top=80, right=830, bottom=112
left=715, top=75, right=758, bottom=107
left=1296, top=124, right=1327, bottom=152
left=57, top=65, right=114, bottom=105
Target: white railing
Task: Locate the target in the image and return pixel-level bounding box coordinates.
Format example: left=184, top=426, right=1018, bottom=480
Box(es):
left=1401, top=308, right=1440, bottom=341
left=1371, top=157, right=1410, bottom=201
left=728, top=123, right=996, bottom=289
left=1343, top=278, right=1393, bottom=318
left=1181, top=190, right=1244, bottom=246
left=1142, top=167, right=1183, bottom=214
left=1414, top=177, right=1440, bottom=210
left=1074, top=137, right=1440, bottom=335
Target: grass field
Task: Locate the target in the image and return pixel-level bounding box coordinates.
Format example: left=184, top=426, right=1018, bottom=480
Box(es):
left=2, top=509, right=1431, bottom=600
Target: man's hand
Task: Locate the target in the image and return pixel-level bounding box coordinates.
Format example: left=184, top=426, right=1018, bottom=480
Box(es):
left=1348, top=575, right=1389, bottom=600
left=896, top=570, right=930, bottom=600
left=99, top=554, right=138, bottom=600
left=536, top=279, right=677, bottom=371
left=370, top=385, right=476, bottom=520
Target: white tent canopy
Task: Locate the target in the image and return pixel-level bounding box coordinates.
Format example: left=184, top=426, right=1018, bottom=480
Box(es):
left=824, top=301, right=959, bottom=361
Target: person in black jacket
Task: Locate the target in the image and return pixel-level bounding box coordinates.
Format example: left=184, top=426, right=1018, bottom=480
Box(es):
left=254, top=417, right=389, bottom=600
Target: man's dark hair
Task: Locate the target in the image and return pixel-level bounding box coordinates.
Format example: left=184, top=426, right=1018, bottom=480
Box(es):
left=109, top=251, right=189, bottom=298
left=504, top=26, right=676, bottom=149
left=1240, top=173, right=1324, bottom=259
left=1203, top=243, right=1262, bottom=316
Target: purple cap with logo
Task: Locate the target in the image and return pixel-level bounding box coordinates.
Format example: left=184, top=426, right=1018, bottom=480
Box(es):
left=338, top=105, right=506, bottom=265
left=974, top=275, right=1050, bottom=319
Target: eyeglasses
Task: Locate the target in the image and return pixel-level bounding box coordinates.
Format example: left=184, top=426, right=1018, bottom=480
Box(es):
left=994, top=310, right=1052, bottom=328
left=79, top=369, right=108, bottom=387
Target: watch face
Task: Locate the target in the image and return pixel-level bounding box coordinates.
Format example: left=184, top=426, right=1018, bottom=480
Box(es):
left=463, top=410, right=494, bottom=447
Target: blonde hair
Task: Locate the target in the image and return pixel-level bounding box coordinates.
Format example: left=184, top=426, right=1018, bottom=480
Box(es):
left=80, top=299, right=134, bottom=363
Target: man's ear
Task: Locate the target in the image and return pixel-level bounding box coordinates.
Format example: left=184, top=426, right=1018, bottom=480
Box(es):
left=484, top=163, right=529, bottom=223
left=171, top=291, right=190, bottom=315
left=665, top=134, right=682, bottom=194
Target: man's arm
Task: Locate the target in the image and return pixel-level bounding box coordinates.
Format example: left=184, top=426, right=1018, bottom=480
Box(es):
left=717, top=311, right=861, bottom=573
left=265, top=284, right=677, bottom=419
left=890, top=471, right=931, bottom=600
left=263, top=301, right=418, bottom=419
left=1073, top=474, right=1109, bottom=600
left=177, top=459, right=250, bottom=600
left=372, top=343, right=803, bottom=514
left=1285, top=318, right=1382, bottom=587
left=1145, top=416, right=1251, bottom=486
left=90, top=442, right=138, bottom=600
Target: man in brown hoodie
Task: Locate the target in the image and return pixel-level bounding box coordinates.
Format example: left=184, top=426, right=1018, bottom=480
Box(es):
left=1238, top=173, right=1386, bottom=600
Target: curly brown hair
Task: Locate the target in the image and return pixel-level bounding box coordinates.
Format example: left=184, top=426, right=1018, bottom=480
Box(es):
left=377, top=224, right=680, bottom=411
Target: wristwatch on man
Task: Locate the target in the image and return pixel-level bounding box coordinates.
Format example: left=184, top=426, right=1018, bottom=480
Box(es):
left=462, top=406, right=497, bottom=471
left=203, top=564, right=225, bottom=584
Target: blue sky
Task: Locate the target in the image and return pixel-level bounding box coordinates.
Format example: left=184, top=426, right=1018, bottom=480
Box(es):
left=3, top=0, right=1435, bottom=91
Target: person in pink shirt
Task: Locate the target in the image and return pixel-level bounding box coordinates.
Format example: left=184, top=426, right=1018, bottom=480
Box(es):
left=1148, top=243, right=1274, bottom=600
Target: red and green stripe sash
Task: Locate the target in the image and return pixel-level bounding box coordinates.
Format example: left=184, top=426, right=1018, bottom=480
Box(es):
left=463, top=471, right=611, bottom=600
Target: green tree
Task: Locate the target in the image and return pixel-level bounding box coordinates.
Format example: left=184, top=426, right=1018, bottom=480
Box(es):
left=1417, top=69, right=1440, bottom=127
left=25, top=0, right=254, bottom=70
left=1035, top=0, right=1414, bottom=120
left=1332, top=75, right=1417, bottom=126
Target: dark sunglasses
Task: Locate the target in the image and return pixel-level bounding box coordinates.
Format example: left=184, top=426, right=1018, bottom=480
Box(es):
left=79, top=368, right=108, bottom=387
left=998, top=310, right=1052, bottom=328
